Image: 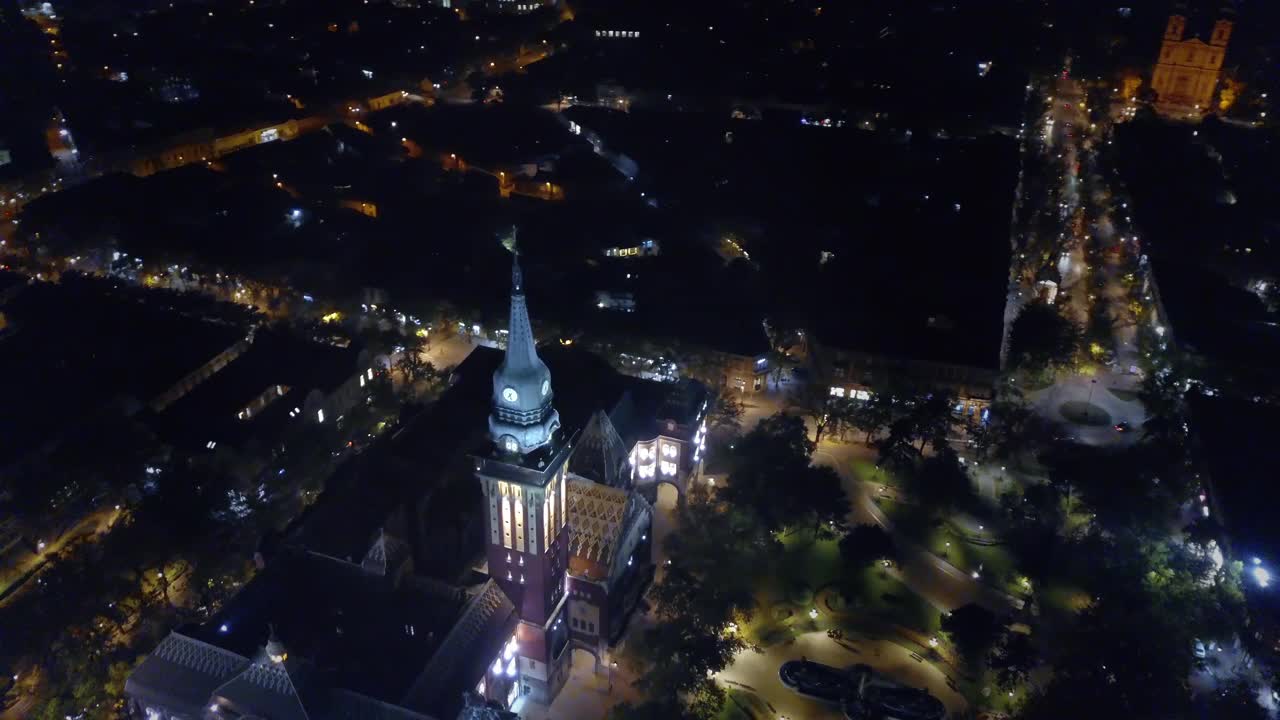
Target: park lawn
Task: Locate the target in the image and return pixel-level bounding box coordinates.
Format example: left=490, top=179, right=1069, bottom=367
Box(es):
left=850, top=456, right=902, bottom=489
left=744, top=535, right=840, bottom=647
left=718, top=688, right=764, bottom=720
left=744, top=534, right=939, bottom=644
left=972, top=668, right=1030, bottom=714
left=846, top=567, right=940, bottom=634
left=877, top=499, right=1025, bottom=597
left=874, top=497, right=927, bottom=532
left=929, top=527, right=1023, bottom=596
left=1034, top=581, right=1093, bottom=650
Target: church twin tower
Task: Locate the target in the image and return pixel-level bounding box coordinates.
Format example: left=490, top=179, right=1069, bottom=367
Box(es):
left=1151, top=2, right=1234, bottom=118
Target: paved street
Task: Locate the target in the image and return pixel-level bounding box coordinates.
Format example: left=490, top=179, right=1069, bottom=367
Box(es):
left=1010, top=70, right=1152, bottom=447
left=425, top=332, right=478, bottom=370
left=0, top=504, right=123, bottom=609
left=740, top=388, right=790, bottom=431
left=1029, top=374, right=1145, bottom=447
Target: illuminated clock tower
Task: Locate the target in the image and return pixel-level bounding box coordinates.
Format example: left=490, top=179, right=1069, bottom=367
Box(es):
left=474, top=253, right=572, bottom=706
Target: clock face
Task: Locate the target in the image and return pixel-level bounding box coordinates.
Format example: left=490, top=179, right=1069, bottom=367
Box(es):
left=502, top=387, right=518, bottom=403
left=541, top=379, right=550, bottom=397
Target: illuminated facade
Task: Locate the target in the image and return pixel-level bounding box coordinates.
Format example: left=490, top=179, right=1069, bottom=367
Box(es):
left=474, top=256, right=664, bottom=708
left=812, top=341, right=996, bottom=428
left=132, top=119, right=303, bottom=176
left=488, top=0, right=556, bottom=13
left=474, top=254, right=573, bottom=707
left=1150, top=6, right=1233, bottom=119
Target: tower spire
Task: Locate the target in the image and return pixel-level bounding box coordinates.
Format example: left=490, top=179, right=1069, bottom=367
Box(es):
left=505, top=253, right=540, bottom=371
left=489, top=252, right=560, bottom=455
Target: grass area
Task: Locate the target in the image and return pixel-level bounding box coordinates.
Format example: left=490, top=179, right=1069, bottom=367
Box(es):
left=743, top=536, right=939, bottom=647
left=1036, top=581, right=1091, bottom=640
left=850, top=567, right=940, bottom=633
left=850, top=457, right=901, bottom=489
left=876, top=498, right=1025, bottom=596
left=718, top=688, right=762, bottom=720
left=973, top=668, right=1030, bottom=715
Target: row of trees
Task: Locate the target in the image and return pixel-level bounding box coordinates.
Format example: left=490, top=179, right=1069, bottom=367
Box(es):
left=1008, top=301, right=1082, bottom=375
left=994, top=345, right=1259, bottom=717
left=613, top=414, right=851, bottom=719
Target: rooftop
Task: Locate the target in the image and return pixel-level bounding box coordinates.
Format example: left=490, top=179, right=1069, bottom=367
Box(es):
left=558, top=107, right=1015, bottom=370
left=1152, top=260, right=1280, bottom=390
left=0, top=274, right=247, bottom=465
left=1191, top=394, right=1280, bottom=611
left=193, top=550, right=467, bottom=704
left=153, top=328, right=367, bottom=451
left=565, top=478, right=632, bottom=580
left=130, top=552, right=515, bottom=719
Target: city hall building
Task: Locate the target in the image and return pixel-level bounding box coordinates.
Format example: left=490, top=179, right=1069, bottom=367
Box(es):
left=125, top=256, right=709, bottom=719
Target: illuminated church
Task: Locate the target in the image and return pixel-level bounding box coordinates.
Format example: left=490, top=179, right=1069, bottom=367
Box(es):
left=1150, top=1, right=1234, bottom=119
left=124, top=255, right=709, bottom=719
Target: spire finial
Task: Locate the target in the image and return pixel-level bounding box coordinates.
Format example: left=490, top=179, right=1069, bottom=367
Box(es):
left=265, top=624, right=288, bottom=664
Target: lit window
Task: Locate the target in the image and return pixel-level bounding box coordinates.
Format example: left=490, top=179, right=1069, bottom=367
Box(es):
left=367, top=368, right=374, bottom=381
left=829, top=386, right=845, bottom=398
left=317, top=409, right=325, bottom=423
left=660, top=461, right=677, bottom=476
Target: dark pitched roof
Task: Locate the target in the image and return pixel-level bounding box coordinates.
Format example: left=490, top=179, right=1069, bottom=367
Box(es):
left=125, top=632, right=251, bottom=713
left=153, top=329, right=364, bottom=451
left=401, top=580, right=518, bottom=718
left=569, top=410, right=631, bottom=487
left=611, top=377, right=709, bottom=447
left=192, top=550, right=469, bottom=706
left=212, top=659, right=313, bottom=720
left=0, top=276, right=247, bottom=464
